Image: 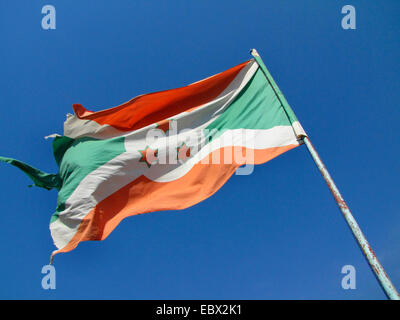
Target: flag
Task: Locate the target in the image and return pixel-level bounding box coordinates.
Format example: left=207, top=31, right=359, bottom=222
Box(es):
left=1, top=58, right=305, bottom=259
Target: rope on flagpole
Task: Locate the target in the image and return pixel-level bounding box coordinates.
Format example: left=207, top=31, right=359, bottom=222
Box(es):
left=250, top=48, right=400, bottom=300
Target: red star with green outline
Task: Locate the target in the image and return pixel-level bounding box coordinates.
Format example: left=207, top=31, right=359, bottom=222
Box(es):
left=138, top=146, right=158, bottom=167
left=177, top=143, right=191, bottom=162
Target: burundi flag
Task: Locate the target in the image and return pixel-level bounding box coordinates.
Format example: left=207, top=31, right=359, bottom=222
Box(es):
left=0, top=52, right=306, bottom=261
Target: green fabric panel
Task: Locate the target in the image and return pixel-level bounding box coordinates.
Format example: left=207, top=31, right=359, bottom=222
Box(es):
left=252, top=55, right=299, bottom=125
left=0, top=156, right=62, bottom=190
left=50, top=135, right=126, bottom=223
left=52, top=136, right=75, bottom=167
left=206, top=68, right=291, bottom=139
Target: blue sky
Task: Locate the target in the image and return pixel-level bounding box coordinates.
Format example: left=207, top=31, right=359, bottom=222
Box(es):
left=0, top=1, right=399, bottom=299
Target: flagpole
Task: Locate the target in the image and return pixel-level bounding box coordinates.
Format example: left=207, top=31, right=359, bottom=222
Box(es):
left=302, top=136, right=400, bottom=300
left=250, top=49, right=400, bottom=300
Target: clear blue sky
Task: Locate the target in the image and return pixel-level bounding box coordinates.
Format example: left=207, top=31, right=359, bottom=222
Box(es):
left=0, top=1, right=398, bottom=299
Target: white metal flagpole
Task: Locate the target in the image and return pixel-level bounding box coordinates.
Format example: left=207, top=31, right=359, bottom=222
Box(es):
left=250, top=48, right=400, bottom=300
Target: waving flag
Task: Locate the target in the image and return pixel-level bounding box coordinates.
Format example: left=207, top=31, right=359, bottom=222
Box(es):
left=3, top=50, right=399, bottom=300
left=1, top=57, right=305, bottom=260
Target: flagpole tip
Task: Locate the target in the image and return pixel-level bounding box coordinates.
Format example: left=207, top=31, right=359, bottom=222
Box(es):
left=250, top=49, right=259, bottom=57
